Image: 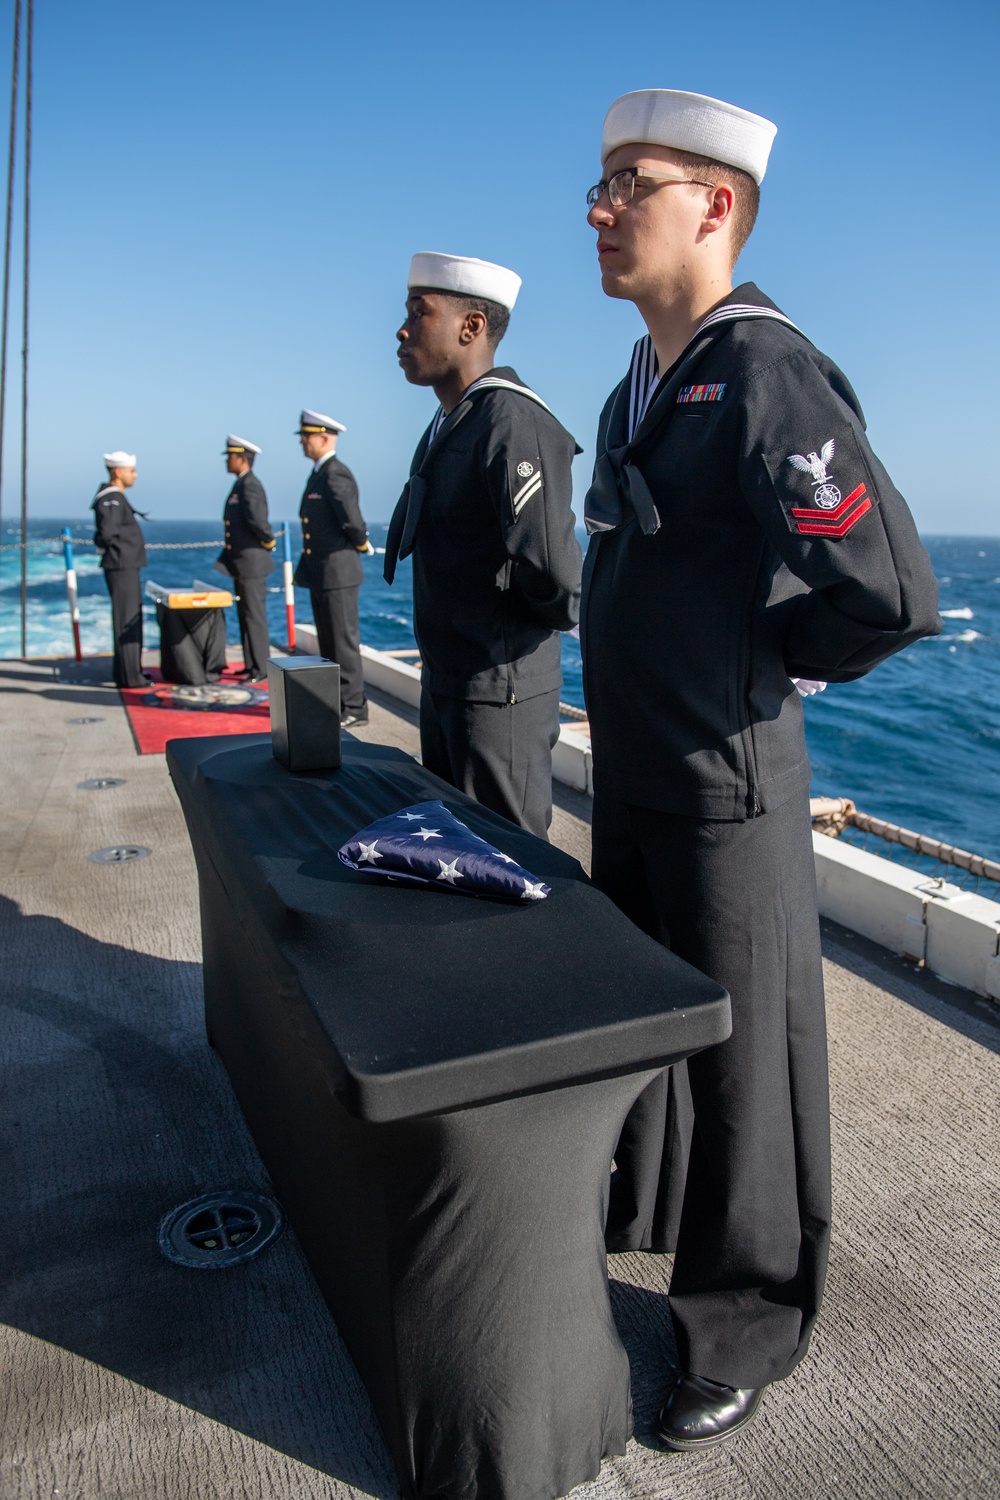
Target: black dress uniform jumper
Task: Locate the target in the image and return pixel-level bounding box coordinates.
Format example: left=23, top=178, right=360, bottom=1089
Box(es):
left=581, top=284, right=941, bottom=1390
left=384, top=368, right=583, bottom=839
left=293, top=452, right=369, bottom=716
left=92, top=484, right=148, bottom=688
left=216, top=469, right=274, bottom=678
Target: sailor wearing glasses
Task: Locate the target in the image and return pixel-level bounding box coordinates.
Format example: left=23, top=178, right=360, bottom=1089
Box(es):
left=384, top=253, right=583, bottom=839
left=293, top=410, right=373, bottom=728
left=580, top=91, right=941, bottom=1448
left=216, top=435, right=275, bottom=684
left=92, top=451, right=150, bottom=688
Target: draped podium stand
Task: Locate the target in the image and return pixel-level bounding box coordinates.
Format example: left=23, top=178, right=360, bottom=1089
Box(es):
left=147, top=580, right=231, bottom=685
left=167, top=734, right=731, bottom=1500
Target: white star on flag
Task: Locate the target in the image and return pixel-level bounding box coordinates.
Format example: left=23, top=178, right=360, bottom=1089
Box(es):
left=413, top=827, right=442, bottom=841
left=436, top=858, right=463, bottom=885
left=358, top=841, right=382, bottom=864
left=521, top=879, right=547, bottom=900
left=492, top=851, right=517, bottom=864
left=397, top=812, right=425, bottom=822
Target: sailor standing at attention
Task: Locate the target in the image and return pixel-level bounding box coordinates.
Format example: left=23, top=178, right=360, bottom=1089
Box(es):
left=216, top=435, right=275, bottom=683
left=293, top=409, right=372, bottom=727
left=92, top=451, right=150, bottom=689
left=580, top=91, right=941, bottom=1447
left=384, top=253, right=583, bottom=838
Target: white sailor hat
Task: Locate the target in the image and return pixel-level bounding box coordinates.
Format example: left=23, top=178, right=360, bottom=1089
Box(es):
left=223, top=434, right=262, bottom=454
left=601, top=89, right=777, bottom=185
left=103, top=450, right=136, bottom=468
left=408, top=252, right=522, bottom=312
left=296, top=409, right=345, bottom=435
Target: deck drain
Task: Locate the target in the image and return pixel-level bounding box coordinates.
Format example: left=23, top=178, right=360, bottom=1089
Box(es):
left=67, top=716, right=104, bottom=725
left=78, top=777, right=126, bottom=791
left=158, top=1191, right=284, bottom=1269
left=87, top=845, right=151, bottom=863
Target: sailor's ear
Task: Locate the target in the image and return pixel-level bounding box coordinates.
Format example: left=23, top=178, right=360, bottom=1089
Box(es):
left=702, top=181, right=735, bottom=237
left=460, top=309, right=489, bottom=345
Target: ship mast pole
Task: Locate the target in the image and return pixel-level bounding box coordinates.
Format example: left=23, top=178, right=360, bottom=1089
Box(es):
left=18, top=0, right=31, bottom=656
left=0, top=0, right=22, bottom=593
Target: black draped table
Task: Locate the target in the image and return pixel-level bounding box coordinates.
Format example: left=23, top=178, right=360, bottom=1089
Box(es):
left=167, top=734, right=731, bottom=1500
left=156, top=601, right=227, bottom=684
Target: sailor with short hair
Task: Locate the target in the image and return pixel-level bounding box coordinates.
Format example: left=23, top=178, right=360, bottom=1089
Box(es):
left=293, top=410, right=372, bottom=727
left=216, top=435, right=275, bottom=684
left=384, top=253, right=583, bottom=838
left=580, top=90, right=941, bottom=1447
left=92, top=450, right=149, bottom=688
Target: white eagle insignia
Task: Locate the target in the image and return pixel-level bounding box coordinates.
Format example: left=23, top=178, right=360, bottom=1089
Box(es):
left=787, top=439, right=841, bottom=509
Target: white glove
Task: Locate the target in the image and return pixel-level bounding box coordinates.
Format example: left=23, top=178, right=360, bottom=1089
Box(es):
left=793, top=678, right=827, bottom=697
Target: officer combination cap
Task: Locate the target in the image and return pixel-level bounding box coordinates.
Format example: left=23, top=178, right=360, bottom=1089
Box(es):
left=297, top=409, right=346, bottom=435
left=103, top=450, right=136, bottom=468
left=601, top=89, right=777, bottom=184
left=223, top=434, right=262, bottom=454
left=408, top=252, right=522, bottom=312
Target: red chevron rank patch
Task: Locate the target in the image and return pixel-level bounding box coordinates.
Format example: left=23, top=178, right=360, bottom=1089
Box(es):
left=791, top=482, right=872, bottom=538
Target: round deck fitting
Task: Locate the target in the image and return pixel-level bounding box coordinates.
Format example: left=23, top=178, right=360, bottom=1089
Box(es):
left=87, top=845, right=151, bottom=864
left=78, top=777, right=126, bottom=790
left=66, top=716, right=104, bottom=725
left=158, top=1191, right=285, bottom=1269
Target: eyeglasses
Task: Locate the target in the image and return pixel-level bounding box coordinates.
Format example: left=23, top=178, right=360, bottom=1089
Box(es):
left=586, top=166, right=715, bottom=209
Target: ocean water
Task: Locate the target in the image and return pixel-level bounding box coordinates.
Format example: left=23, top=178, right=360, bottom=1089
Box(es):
left=3, top=520, right=997, bottom=858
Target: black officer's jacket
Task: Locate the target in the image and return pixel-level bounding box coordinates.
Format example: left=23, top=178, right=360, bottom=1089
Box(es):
left=216, top=470, right=275, bottom=579
left=384, top=366, right=583, bottom=703
left=92, top=485, right=147, bottom=570
left=581, top=283, right=942, bottom=820
left=293, top=454, right=368, bottom=590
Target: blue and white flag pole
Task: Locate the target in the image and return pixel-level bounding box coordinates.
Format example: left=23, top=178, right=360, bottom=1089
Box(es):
left=62, top=527, right=83, bottom=662
left=282, top=523, right=295, bottom=651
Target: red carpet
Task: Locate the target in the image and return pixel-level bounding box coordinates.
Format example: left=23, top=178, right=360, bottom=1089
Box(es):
left=121, top=667, right=271, bottom=755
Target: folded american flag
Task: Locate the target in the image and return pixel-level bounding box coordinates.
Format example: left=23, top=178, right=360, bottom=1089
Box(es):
left=338, top=800, right=551, bottom=902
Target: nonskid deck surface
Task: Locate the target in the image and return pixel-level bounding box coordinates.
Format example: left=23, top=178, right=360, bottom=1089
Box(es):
left=1, top=655, right=997, bottom=1500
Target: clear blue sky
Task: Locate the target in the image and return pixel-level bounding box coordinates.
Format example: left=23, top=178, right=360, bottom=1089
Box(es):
left=2, top=0, right=997, bottom=530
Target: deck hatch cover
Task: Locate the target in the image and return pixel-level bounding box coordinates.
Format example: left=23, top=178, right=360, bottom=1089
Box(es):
left=158, top=1191, right=285, bottom=1269
left=87, top=845, right=151, bottom=863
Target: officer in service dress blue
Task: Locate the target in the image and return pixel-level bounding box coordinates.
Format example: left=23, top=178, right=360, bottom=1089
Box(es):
left=293, top=409, right=372, bottom=726
left=384, top=253, right=582, bottom=838
left=92, top=450, right=150, bottom=688
left=216, top=434, right=275, bottom=683
left=579, top=90, right=941, bottom=1448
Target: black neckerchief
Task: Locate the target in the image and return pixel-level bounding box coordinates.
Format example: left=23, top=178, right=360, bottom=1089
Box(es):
left=383, top=367, right=552, bottom=584
left=583, top=285, right=804, bottom=537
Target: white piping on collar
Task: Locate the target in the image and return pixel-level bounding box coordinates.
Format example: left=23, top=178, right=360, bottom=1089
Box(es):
left=625, top=303, right=802, bottom=441
left=427, top=374, right=553, bottom=445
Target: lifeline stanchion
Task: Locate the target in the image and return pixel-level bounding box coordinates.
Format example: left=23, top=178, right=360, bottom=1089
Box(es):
left=282, top=522, right=295, bottom=651
left=62, top=526, right=82, bottom=662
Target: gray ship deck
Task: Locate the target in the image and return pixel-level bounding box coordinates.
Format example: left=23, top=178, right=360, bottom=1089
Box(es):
left=2, top=655, right=997, bottom=1500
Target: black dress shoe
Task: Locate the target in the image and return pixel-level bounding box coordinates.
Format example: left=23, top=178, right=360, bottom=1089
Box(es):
left=243, top=673, right=266, bottom=685
left=656, top=1373, right=764, bottom=1451
left=340, top=708, right=369, bottom=728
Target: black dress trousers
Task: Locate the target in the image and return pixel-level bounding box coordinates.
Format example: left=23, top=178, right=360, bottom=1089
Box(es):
left=234, top=574, right=270, bottom=678
left=104, top=568, right=144, bottom=688
left=590, top=781, right=832, bottom=1390
left=309, top=585, right=365, bottom=714
left=419, top=687, right=561, bottom=840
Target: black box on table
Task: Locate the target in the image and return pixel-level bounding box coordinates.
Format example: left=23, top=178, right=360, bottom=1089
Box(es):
left=267, top=655, right=341, bottom=771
